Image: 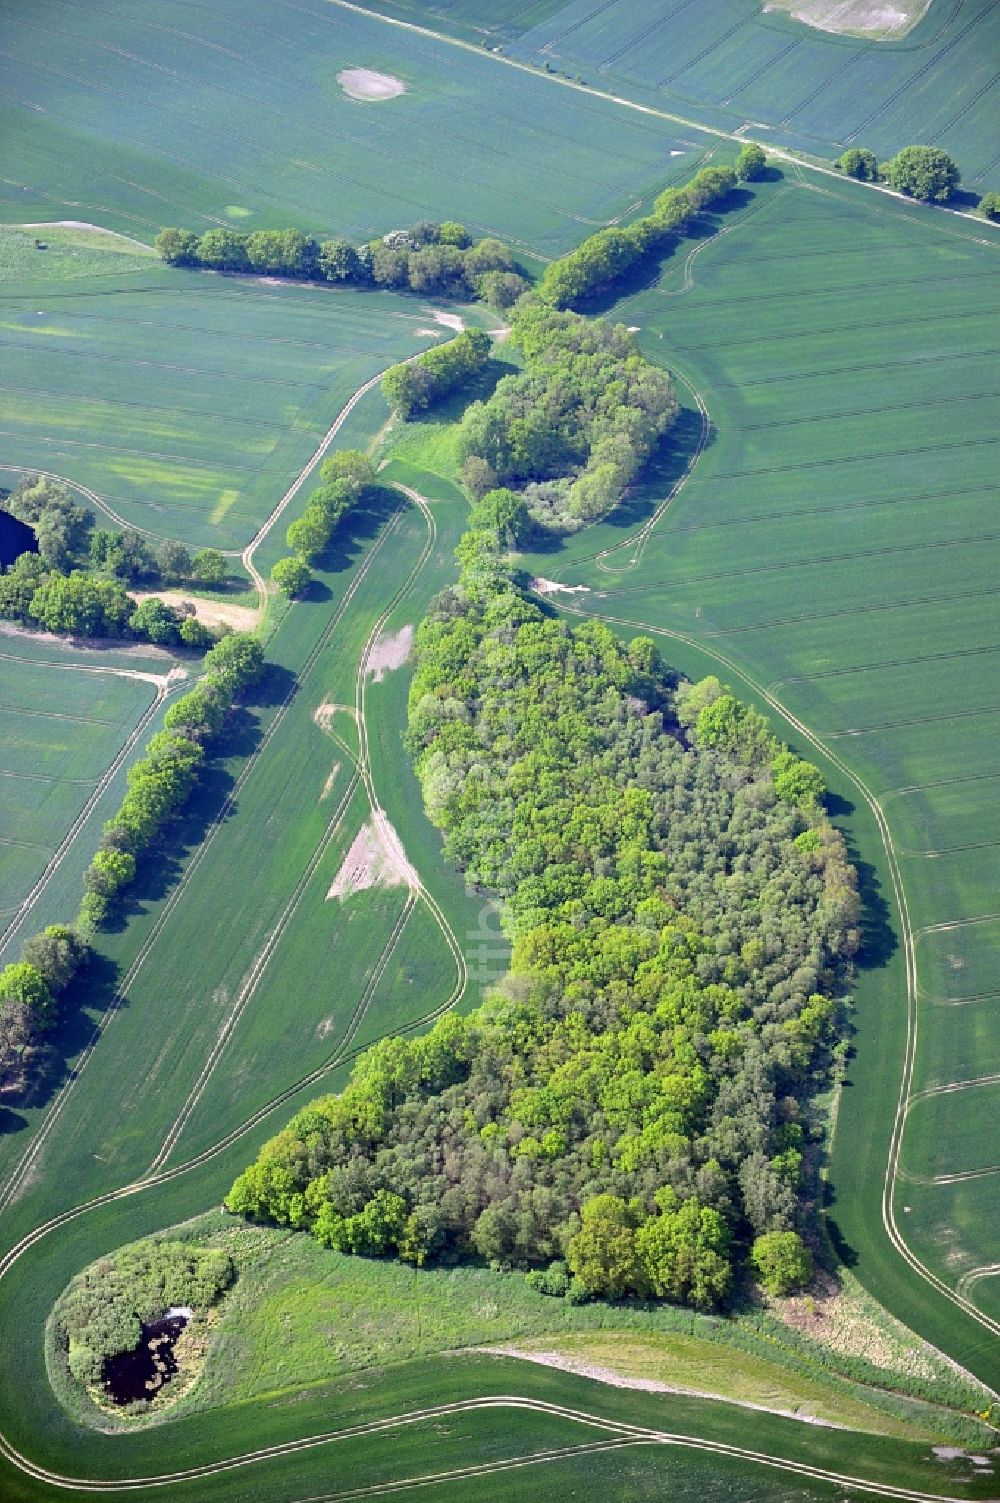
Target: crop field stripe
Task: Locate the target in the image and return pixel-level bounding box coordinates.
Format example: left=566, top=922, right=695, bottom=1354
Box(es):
left=149, top=478, right=458, bottom=1173
left=543, top=589, right=1000, bottom=1355
left=844, top=0, right=996, bottom=140
left=0, top=1386, right=989, bottom=1501
left=0, top=499, right=409, bottom=1218
left=0, top=666, right=171, bottom=959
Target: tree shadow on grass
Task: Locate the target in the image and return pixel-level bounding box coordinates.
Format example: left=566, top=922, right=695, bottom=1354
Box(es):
left=1, top=950, right=128, bottom=1123
left=576, top=189, right=757, bottom=318
left=314, top=483, right=407, bottom=579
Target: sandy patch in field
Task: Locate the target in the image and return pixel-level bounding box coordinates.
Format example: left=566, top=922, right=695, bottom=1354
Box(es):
left=327, top=811, right=417, bottom=899
left=313, top=702, right=358, bottom=736
left=413, top=327, right=442, bottom=337
left=433, top=310, right=465, bottom=332
left=131, top=589, right=259, bottom=633
left=532, top=577, right=590, bottom=596
left=479, top=1347, right=840, bottom=1427
left=763, top=0, right=930, bottom=36
left=320, top=761, right=341, bottom=801
left=365, top=623, right=413, bottom=682
left=337, top=67, right=406, bottom=101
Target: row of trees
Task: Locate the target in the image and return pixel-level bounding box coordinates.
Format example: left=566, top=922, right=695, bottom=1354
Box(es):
left=0, top=926, right=89, bottom=1097
left=271, top=450, right=375, bottom=598
left=454, top=302, right=677, bottom=529
left=155, top=221, right=527, bottom=310
left=537, top=160, right=752, bottom=311
left=4, top=475, right=227, bottom=586
left=80, top=633, right=265, bottom=928
left=834, top=142, right=1000, bottom=216
left=381, top=327, right=493, bottom=419
left=227, top=517, right=858, bottom=1307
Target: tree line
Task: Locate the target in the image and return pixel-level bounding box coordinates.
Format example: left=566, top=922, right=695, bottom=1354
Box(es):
left=81, top=633, right=265, bottom=928
left=0, top=631, right=265, bottom=1100
left=536, top=153, right=763, bottom=311
left=1, top=477, right=227, bottom=649
left=835, top=141, right=998, bottom=218
left=271, top=450, right=375, bottom=599
left=155, top=221, right=528, bottom=311
left=227, top=509, right=859, bottom=1308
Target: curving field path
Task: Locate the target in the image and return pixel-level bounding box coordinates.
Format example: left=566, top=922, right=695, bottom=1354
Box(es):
left=1, top=346, right=997, bottom=1502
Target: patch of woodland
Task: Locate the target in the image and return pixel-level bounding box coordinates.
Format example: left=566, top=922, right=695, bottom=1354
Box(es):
left=228, top=516, right=860, bottom=1312
left=0, top=475, right=229, bottom=650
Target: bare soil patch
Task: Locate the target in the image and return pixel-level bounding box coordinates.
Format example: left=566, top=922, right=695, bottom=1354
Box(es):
left=763, top=0, right=931, bottom=37
left=320, top=761, right=342, bottom=801
left=432, top=311, right=464, bottom=332
left=337, top=67, right=406, bottom=101
left=131, top=590, right=260, bottom=633
left=532, top=577, right=590, bottom=596
left=365, top=623, right=413, bottom=682
left=327, top=812, right=417, bottom=900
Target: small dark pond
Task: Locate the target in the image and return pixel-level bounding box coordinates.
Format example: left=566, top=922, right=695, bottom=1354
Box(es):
left=102, top=1311, right=189, bottom=1405
left=0, top=510, right=38, bottom=568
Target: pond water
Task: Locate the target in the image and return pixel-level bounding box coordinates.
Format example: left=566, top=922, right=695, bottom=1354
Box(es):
left=0, top=510, right=38, bottom=568
left=102, top=1311, right=189, bottom=1405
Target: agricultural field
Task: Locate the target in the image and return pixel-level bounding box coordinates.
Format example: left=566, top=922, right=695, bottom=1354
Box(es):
left=0, top=266, right=450, bottom=550
left=0, top=0, right=709, bottom=255
left=0, top=630, right=175, bottom=964
left=370, top=0, right=1000, bottom=187
left=3, top=3, right=1000, bottom=1501
left=528, top=167, right=1000, bottom=1375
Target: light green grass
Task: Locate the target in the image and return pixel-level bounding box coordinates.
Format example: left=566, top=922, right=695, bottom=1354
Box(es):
left=79, top=1213, right=979, bottom=1446
left=0, top=0, right=709, bottom=253
left=0, top=225, right=154, bottom=282
left=0, top=273, right=446, bottom=549
left=0, top=638, right=159, bottom=930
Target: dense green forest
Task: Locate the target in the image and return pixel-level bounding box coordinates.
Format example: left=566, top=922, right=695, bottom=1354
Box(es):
left=456, top=304, right=677, bottom=529
left=229, top=507, right=859, bottom=1306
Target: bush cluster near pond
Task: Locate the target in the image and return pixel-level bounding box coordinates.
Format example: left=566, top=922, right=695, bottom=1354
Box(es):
left=52, top=1239, right=233, bottom=1400
left=228, top=515, right=858, bottom=1309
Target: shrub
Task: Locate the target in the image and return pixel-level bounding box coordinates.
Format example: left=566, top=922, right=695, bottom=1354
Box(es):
left=751, top=1231, right=813, bottom=1295
left=735, top=143, right=767, bottom=181
left=837, top=148, right=878, bottom=181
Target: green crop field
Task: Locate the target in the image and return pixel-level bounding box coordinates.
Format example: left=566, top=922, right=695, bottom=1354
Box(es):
left=0, top=0, right=709, bottom=255
left=3, top=4, right=1000, bottom=1500
left=0, top=632, right=170, bottom=962
left=0, top=267, right=450, bottom=550
left=519, top=168, right=1000, bottom=1378
left=370, top=0, right=1000, bottom=187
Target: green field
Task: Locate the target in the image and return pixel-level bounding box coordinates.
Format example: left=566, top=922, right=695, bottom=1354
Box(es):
left=0, top=631, right=171, bottom=963
left=3, top=5, right=1000, bottom=1499
left=0, top=268, right=449, bottom=550
left=0, top=0, right=709, bottom=254
left=371, top=0, right=1000, bottom=186
left=517, top=169, right=1000, bottom=1376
